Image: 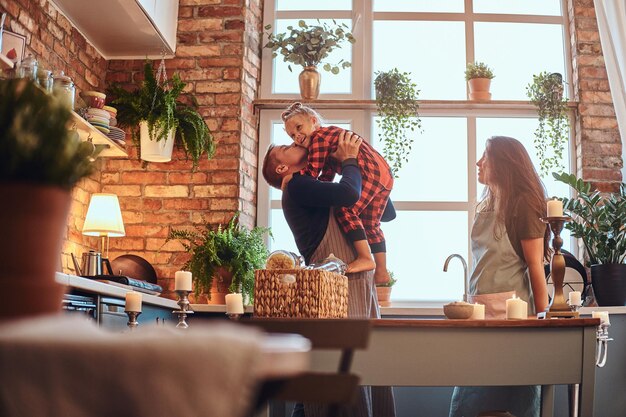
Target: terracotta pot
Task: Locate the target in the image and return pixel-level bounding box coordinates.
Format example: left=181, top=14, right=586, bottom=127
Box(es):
left=0, top=183, right=71, bottom=320
left=208, top=267, right=233, bottom=305
left=468, top=78, right=492, bottom=101
left=376, top=286, right=392, bottom=307
left=299, top=66, right=321, bottom=100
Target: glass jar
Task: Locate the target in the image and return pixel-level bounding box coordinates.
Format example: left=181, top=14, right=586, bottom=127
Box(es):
left=17, top=54, right=38, bottom=81
left=266, top=250, right=304, bottom=269
left=36, top=68, right=53, bottom=94
left=52, top=71, right=75, bottom=110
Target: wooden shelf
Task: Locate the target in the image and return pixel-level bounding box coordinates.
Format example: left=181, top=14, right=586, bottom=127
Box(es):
left=69, top=111, right=127, bottom=158
left=0, top=53, right=14, bottom=70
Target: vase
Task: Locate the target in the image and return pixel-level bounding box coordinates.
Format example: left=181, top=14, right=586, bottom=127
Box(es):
left=139, top=121, right=176, bottom=163
left=298, top=66, right=321, bottom=100
left=591, top=264, right=626, bottom=306
left=0, top=183, right=71, bottom=320
left=468, top=78, right=492, bottom=101
left=208, top=267, right=234, bottom=305
left=376, top=286, right=392, bottom=307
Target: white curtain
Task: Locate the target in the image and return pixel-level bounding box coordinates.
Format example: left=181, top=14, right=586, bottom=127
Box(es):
left=594, top=0, right=626, bottom=181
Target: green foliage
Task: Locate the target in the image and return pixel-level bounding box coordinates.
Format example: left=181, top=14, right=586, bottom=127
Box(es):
left=554, top=172, right=626, bottom=265
left=264, top=19, right=356, bottom=74
left=527, top=72, right=569, bottom=177
left=376, top=270, right=397, bottom=288
left=464, top=62, right=495, bottom=81
left=0, top=79, right=99, bottom=189
left=374, top=68, right=421, bottom=177
left=166, top=213, right=271, bottom=302
left=107, top=61, right=215, bottom=169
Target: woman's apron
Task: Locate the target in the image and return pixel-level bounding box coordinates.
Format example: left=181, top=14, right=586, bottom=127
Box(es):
left=302, top=210, right=396, bottom=417
left=448, top=210, right=540, bottom=417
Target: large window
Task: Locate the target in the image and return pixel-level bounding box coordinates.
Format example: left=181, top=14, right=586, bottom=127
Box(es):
left=258, top=1, right=573, bottom=303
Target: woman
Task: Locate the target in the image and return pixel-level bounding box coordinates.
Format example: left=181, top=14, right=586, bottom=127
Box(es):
left=449, top=136, right=550, bottom=417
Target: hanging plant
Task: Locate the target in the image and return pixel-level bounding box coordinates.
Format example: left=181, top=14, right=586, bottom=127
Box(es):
left=526, top=71, right=569, bottom=177
left=374, top=68, right=421, bottom=177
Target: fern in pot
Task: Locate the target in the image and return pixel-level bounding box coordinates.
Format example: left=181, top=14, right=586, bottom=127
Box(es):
left=554, top=172, right=626, bottom=306
left=167, top=213, right=271, bottom=304
left=107, top=61, right=215, bottom=168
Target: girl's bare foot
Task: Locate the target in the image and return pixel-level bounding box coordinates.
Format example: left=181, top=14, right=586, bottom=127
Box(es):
left=347, top=257, right=376, bottom=273
left=374, top=268, right=391, bottom=285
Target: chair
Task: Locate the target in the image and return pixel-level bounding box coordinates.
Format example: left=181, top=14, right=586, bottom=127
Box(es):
left=243, top=318, right=371, bottom=417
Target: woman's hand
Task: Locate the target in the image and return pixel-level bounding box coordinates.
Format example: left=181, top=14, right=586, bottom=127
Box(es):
left=331, top=130, right=362, bottom=162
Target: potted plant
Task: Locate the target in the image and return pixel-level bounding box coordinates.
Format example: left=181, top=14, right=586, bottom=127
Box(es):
left=264, top=19, right=356, bottom=100
left=375, top=271, right=397, bottom=307
left=166, top=213, right=270, bottom=304
left=374, top=68, right=422, bottom=177
left=554, top=172, right=626, bottom=306
left=107, top=61, right=215, bottom=168
left=0, top=79, right=99, bottom=319
left=465, top=61, right=495, bottom=101
left=527, top=72, right=569, bottom=177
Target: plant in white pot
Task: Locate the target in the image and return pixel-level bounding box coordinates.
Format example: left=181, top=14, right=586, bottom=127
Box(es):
left=0, top=79, right=99, bottom=320
left=107, top=61, right=215, bottom=168
left=465, top=61, right=495, bottom=101
left=264, top=19, right=355, bottom=100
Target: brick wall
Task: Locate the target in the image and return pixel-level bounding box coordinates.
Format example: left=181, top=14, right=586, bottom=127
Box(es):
left=0, top=0, right=108, bottom=272
left=569, top=0, right=623, bottom=192
left=103, top=0, right=263, bottom=297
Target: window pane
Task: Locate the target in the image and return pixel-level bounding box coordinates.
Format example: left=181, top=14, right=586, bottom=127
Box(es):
left=372, top=117, right=468, bottom=201
left=269, top=209, right=299, bottom=253
left=374, top=0, right=464, bottom=13
left=276, top=0, right=352, bottom=11
left=473, top=0, right=562, bottom=16
left=270, top=19, right=352, bottom=95
left=373, top=21, right=466, bottom=100
left=474, top=22, right=566, bottom=100
left=385, top=211, right=468, bottom=302
left=475, top=117, right=571, bottom=250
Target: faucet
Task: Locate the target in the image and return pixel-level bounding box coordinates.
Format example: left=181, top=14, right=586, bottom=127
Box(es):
left=443, top=254, right=468, bottom=301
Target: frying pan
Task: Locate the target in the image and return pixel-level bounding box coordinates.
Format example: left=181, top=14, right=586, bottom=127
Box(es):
left=110, top=254, right=158, bottom=284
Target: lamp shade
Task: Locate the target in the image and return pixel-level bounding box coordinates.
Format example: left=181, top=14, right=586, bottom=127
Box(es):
left=82, top=194, right=125, bottom=237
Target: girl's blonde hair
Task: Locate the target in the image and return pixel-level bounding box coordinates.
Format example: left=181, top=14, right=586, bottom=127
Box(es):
left=281, top=102, right=324, bottom=124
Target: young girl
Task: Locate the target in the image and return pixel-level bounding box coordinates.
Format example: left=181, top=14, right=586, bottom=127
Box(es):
left=281, top=102, right=394, bottom=284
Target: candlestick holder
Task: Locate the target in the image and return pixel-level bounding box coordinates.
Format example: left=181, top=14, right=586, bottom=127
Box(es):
left=538, top=216, right=579, bottom=319
left=173, top=290, right=194, bottom=329
left=596, top=322, right=613, bottom=367
left=125, top=310, right=141, bottom=330
left=226, top=312, right=242, bottom=321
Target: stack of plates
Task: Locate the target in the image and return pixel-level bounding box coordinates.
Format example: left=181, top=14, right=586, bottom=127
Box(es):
left=103, top=105, right=118, bottom=127
left=107, top=126, right=126, bottom=147
left=85, top=108, right=111, bottom=134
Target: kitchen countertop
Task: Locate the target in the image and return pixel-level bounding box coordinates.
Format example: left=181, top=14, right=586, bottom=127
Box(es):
left=56, top=272, right=178, bottom=310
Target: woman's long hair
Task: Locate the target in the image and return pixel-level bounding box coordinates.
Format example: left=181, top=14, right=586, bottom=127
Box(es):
left=481, top=136, right=551, bottom=261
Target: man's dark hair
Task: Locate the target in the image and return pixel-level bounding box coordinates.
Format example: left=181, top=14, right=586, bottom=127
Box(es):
left=262, top=144, right=283, bottom=189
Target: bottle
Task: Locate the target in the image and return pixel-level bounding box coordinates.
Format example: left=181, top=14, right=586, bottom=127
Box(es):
left=52, top=71, right=75, bottom=110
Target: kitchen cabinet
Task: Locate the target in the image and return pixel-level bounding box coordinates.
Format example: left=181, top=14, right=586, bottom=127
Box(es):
left=51, top=0, right=179, bottom=59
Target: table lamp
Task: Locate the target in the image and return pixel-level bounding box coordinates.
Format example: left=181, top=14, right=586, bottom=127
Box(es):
left=82, top=193, right=125, bottom=259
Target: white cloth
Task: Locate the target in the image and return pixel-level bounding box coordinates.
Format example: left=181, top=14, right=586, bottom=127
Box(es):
left=0, top=314, right=264, bottom=417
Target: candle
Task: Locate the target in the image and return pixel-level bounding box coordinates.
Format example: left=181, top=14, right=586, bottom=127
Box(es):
left=547, top=198, right=563, bottom=217
left=568, top=291, right=582, bottom=306
left=592, top=311, right=610, bottom=325
left=505, top=295, right=528, bottom=320
left=125, top=291, right=142, bottom=312
left=174, top=270, right=192, bottom=291
left=470, top=303, right=485, bottom=320
left=225, top=293, right=244, bottom=314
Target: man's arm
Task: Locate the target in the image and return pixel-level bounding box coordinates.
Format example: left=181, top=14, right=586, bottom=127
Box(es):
left=288, top=159, right=361, bottom=207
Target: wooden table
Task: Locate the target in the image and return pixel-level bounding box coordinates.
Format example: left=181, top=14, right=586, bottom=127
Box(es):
left=310, top=318, right=599, bottom=417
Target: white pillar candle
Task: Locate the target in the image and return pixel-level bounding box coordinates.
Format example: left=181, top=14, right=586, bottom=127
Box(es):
left=470, top=303, right=485, bottom=320
left=125, top=291, right=142, bottom=312
left=592, top=311, right=610, bottom=325
left=547, top=198, right=563, bottom=217
left=568, top=291, right=582, bottom=306
left=505, top=295, right=528, bottom=320
left=225, top=293, right=244, bottom=314
left=174, top=270, right=192, bottom=291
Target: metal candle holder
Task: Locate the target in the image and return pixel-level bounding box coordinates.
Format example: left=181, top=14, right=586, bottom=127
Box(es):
left=596, top=322, right=613, bottom=367
left=173, top=290, right=194, bottom=329
left=125, top=310, right=141, bottom=330
left=226, top=313, right=242, bottom=321
left=539, top=216, right=579, bottom=319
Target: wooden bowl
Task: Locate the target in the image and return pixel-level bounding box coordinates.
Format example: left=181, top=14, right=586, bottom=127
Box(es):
left=443, top=302, right=474, bottom=319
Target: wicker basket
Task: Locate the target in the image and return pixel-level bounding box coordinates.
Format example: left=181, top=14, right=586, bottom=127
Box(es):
left=254, top=268, right=348, bottom=318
